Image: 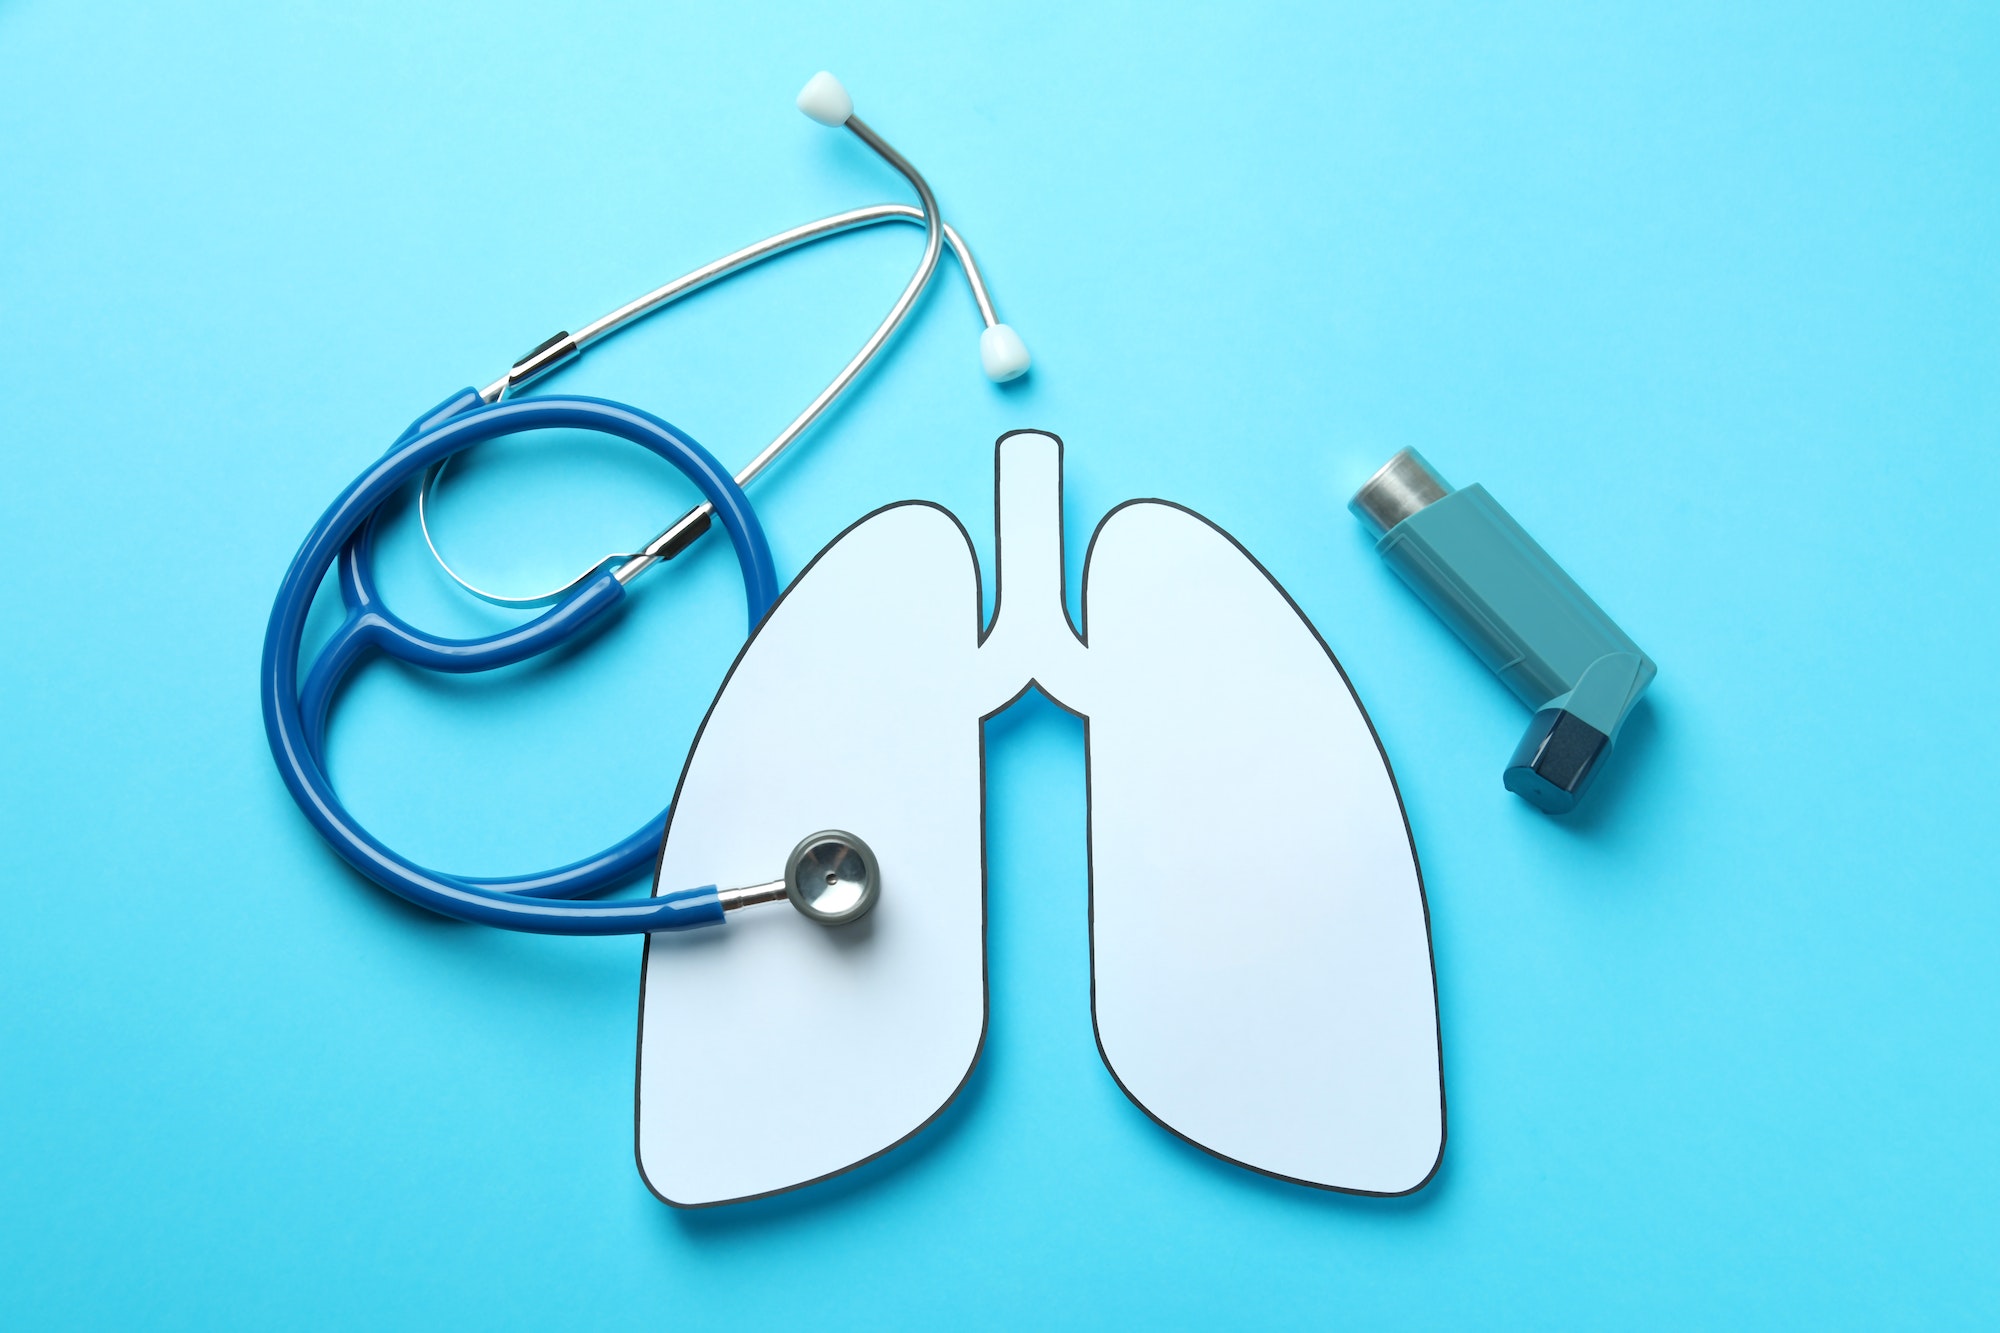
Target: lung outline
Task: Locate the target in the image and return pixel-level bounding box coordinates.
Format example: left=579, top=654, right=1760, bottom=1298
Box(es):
left=634, top=500, right=990, bottom=1209
left=635, top=430, right=1443, bottom=1206
left=1077, top=495, right=1444, bottom=1197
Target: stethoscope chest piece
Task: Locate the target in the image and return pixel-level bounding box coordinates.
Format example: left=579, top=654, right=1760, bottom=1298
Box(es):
left=785, top=831, right=880, bottom=926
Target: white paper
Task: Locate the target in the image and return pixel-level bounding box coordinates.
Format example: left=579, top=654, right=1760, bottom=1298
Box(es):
left=637, top=432, right=1441, bottom=1206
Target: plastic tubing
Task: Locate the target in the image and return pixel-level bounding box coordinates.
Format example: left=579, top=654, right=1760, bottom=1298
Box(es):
left=260, top=389, right=779, bottom=934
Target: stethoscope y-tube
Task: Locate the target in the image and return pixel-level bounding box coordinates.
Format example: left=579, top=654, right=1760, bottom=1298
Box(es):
left=261, top=75, right=1017, bottom=934
left=261, top=394, right=782, bottom=933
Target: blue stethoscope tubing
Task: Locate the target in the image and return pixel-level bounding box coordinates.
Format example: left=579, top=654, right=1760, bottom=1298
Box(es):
left=260, top=386, right=780, bottom=935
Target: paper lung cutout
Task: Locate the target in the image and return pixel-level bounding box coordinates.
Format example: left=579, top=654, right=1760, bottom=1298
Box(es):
left=637, top=432, right=1442, bottom=1207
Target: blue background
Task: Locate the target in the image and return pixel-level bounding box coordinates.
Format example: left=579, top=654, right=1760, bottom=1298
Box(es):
left=3, top=1, right=1996, bottom=1326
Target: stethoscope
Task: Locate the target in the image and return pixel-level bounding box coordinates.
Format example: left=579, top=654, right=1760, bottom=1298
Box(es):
left=260, top=74, right=1023, bottom=936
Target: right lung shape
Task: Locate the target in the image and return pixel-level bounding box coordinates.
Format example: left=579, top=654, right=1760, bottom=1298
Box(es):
left=1082, top=500, right=1443, bottom=1195
left=636, top=432, right=1442, bottom=1207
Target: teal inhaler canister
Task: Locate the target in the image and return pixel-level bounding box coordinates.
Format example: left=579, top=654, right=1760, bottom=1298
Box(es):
left=1349, top=449, right=1656, bottom=814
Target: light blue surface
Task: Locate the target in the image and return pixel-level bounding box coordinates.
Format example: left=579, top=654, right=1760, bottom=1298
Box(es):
left=3, top=1, right=1996, bottom=1326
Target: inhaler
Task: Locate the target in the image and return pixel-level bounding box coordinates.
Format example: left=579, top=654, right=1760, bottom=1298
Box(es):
left=1351, top=449, right=1655, bottom=814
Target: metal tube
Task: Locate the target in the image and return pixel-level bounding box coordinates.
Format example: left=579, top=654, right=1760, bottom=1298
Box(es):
left=432, top=199, right=1003, bottom=607
left=716, top=880, right=789, bottom=911
left=572, top=208, right=998, bottom=355
left=612, top=114, right=944, bottom=586
left=480, top=208, right=998, bottom=404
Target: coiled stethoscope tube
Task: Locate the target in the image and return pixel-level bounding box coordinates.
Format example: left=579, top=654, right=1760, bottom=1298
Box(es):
left=260, top=74, right=1022, bottom=934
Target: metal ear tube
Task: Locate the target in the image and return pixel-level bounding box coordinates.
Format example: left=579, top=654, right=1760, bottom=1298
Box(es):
left=1350, top=449, right=1656, bottom=814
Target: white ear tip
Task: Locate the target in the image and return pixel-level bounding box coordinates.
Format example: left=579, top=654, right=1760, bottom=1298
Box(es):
left=979, top=324, right=1031, bottom=382
left=796, top=72, right=853, bottom=126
